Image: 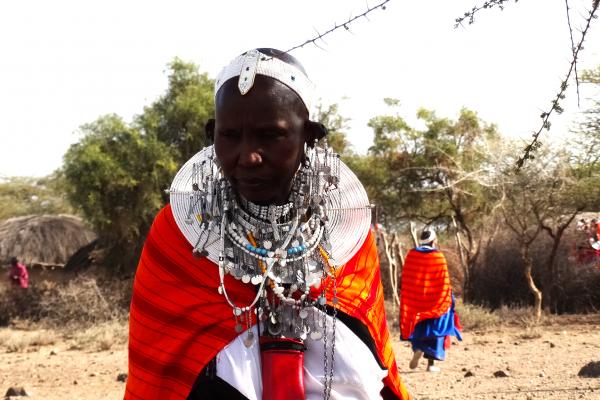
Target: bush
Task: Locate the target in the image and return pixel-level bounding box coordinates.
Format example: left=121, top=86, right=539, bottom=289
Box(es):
left=469, top=228, right=600, bottom=313
left=0, top=276, right=131, bottom=328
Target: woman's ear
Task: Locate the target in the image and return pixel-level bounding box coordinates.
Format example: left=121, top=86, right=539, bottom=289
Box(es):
left=205, top=119, right=216, bottom=143
left=304, top=121, right=328, bottom=147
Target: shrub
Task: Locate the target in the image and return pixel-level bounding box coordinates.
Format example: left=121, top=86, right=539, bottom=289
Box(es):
left=0, top=275, right=131, bottom=328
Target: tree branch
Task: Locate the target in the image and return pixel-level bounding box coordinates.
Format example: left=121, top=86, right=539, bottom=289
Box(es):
left=516, top=2, right=599, bottom=169
left=283, top=0, right=391, bottom=54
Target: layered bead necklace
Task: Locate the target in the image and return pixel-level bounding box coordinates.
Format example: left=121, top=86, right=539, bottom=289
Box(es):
left=183, top=142, right=341, bottom=350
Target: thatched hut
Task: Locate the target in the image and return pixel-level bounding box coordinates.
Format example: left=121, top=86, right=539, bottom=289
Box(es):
left=0, top=214, right=97, bottom=268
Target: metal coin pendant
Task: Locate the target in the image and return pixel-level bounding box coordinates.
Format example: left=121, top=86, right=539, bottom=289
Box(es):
left=263, top=240, right=272, bottom=250
left=318, top=296, right=327, bottom=306
left=235, top=324, right=243, bottom=333
left=299, top=309, right=309, bottom=319
left=310, top=330, right=322, bottom=340
left=268, top=321, right=282, bottom=336
left=251, top=275, right=262, bottom=285
left=243, top=331, right=255, bottom=348
left=241, top=274, right=251, bottom=284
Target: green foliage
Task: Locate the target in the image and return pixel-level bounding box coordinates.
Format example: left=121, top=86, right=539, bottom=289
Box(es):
left=61, top=58, right=215, bottom=271
left=355, top=101, right=501, bottom=228
left=62, top=114, right=177, bottom=270
left=0, top=175, right=73, bottom=221
left=137, top=58, right=215, bottom=164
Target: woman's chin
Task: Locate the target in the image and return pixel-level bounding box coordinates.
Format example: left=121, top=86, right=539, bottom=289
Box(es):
left=236, top=188, right=288, bottom=206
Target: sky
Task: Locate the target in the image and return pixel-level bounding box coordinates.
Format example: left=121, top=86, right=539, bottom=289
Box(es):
left=1, top=0, right=599, bottom=177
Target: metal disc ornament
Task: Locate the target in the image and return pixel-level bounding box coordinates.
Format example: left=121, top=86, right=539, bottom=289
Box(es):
left=170, top=145, right=371, bottom=268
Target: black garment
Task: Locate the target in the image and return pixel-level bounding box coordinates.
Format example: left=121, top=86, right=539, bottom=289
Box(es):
left=187, top=358, right=247, bottom=400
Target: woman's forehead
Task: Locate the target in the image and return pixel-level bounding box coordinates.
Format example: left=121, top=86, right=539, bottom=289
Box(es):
left=216, top=76, right=307, bottom=118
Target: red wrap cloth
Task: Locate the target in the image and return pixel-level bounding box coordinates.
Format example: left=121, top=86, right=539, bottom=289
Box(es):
left=125, top=205, right=410, bottom=400
left=399, top=248, right=452, bottom=340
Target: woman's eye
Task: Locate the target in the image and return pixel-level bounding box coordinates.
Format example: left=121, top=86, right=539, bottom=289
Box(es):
left=218, top=130, right=240, bottom=139
left=262, top=130, right=287, bottom=139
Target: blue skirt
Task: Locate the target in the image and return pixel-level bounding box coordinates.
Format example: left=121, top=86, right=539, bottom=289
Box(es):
left=409, top=297, right=462, bottom=361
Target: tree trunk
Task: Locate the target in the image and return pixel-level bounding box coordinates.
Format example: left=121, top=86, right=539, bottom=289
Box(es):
left=452, top=216, right=469, bottom=300
left=521, top=245, right=542, bottom=322
left=378, top=230, right=401, bottom=308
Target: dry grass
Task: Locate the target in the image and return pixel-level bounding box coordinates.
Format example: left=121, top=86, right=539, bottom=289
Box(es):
left=455, top=300, right=501, bottom=330
left=516, top=327, right=543, bottom=340
left=0, top=275, right=131, bottom=328
left=0, top=320, right=128, bottom=353
left=0, top=327, right=58, bottom=352
left=67, top=320, right=129, bottom=351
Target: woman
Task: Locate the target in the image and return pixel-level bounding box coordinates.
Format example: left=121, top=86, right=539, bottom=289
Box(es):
left=400, top=229, right=462, bottom=373
left=125, top=49, right=410, bottom=400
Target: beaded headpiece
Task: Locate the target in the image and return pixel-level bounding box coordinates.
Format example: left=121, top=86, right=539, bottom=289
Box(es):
left=214, top=49, right=315, bottom=112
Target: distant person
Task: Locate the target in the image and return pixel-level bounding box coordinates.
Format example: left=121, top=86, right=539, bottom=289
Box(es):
left=590, top=219, right=600, bottom=242
left=8, top=257, right=29, bottom=289
left=400, top=228, right=462, bottom=372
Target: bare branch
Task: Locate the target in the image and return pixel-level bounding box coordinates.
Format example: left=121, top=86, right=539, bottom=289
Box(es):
left=564, top=0, right=581, bottom=107
left=283, top=0, right=391, bottom=54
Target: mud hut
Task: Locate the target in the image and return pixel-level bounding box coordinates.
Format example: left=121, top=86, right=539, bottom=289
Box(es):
left=0, top=214, right=97, bottom=268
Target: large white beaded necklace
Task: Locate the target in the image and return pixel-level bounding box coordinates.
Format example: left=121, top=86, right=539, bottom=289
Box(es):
left=175, top=141, right=342, bottom=348
left=169, top=141, right=373, bottom=399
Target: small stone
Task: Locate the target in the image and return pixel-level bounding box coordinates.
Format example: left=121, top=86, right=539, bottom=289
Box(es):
left=4, top=387, right=28, bottom=396
left=578, top=361, right=600, bottom=378
left=493, top=370, right=510, bottom=378
left=89, top=372, right=98, bottom=377
left=49, top=350, right=57, bottom=356
left=549, top=342, right=556, bottom=348
left=73, top=380, right=78, bottom=385
left=464, top=370, right=475, bottom=378
left=116, top=373, right=128, bottom=383
left=539, top=371, right=546, bottom=377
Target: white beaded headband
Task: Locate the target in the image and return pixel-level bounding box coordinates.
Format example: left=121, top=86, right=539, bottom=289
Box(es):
left=214, top=49, right=315, bottom=112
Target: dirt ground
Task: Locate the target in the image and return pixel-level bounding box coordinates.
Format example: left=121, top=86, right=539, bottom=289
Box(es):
left=1, top=316, right=599, bottom=400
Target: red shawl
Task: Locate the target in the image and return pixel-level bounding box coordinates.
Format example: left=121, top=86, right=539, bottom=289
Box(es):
left=125, top=205, right=410, bottom=400
left=399, top=248, right=452, bottom=340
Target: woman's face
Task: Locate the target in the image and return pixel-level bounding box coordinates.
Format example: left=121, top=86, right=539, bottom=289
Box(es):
left=212, top=76, right=309, bottom=205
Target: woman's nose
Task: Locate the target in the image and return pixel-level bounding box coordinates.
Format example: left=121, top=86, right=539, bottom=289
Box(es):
left=239, top=139, right=263, bottom=167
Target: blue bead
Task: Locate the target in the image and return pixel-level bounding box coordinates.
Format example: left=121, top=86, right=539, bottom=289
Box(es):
left=287, top=248, right=293, bottom=254
left=260, top=249, right=267, bottom=256
left=246, top=244, right=252, bottom=250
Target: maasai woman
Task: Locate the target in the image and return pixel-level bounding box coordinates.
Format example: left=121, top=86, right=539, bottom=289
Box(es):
left=125, top=49, right=410, bottom=400
left=399, top=229, right=462, bottom=373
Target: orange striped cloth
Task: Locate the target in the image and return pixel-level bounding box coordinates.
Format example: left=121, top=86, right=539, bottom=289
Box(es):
left=125, top=205, right=410, bottom=400
left=399, top=248, right=452, bottom=340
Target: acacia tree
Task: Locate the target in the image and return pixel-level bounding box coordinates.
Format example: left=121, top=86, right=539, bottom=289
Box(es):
left=500, top=148, right=585, bottom=319
left=353, top=100, right=503, bottom=299
left=62, top=59, right=215, bottom=272
left=136, top=58, right=215, bottom=164
left=62, top=115, right=177, bottom=271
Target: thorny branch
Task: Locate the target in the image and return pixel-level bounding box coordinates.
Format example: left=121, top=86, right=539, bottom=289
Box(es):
left=516, top=2, right=599, bottom=170
left=283, top=0, right=391, bottom=54
left=454, top=0, right=519, bottom=27
left=565, top=0, right=580, bottom=107
left=455, top=1, right=599, bottom=169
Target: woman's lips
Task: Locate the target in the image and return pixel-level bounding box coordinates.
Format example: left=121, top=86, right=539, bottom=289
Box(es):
left=236, top=177, right=270, bottom=189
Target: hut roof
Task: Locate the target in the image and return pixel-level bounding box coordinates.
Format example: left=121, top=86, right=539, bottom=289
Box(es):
left=0, top=214, right=97, bottom=267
